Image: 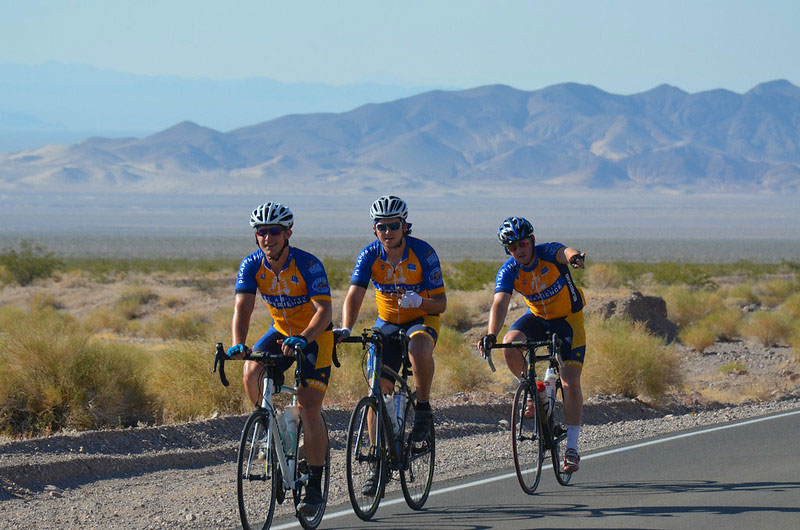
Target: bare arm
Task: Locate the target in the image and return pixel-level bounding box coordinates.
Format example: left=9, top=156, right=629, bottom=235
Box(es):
left=559, top=246, right=586, bottom=269
left=420, top=292, right=447, bottom=315
left=231, top=292, right=256, bottom=355
left=341, top=284, right=367, bottom=330
left=486, top=291, right=512, bottom=337
left=298, top=298, right=332, bottom=343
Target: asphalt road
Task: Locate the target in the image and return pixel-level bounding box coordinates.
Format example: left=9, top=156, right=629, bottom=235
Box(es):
left=273, top=410, right=800, bottom=529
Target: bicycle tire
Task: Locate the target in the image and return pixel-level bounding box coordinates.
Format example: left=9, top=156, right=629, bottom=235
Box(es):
left=345, top=396, right=386, bottom=521
left=551, top=380, right=573, bottom=486
left=511, top=382, right=543, bottom=495
left=237, top=410, right=277, bottom=530
left=293, top=416, right=330, bottom=529
left=400, top=395, right=435, bottom=510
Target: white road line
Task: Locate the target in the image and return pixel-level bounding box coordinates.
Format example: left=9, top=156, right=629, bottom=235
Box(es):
left=272, top=409, right=800, bottom=529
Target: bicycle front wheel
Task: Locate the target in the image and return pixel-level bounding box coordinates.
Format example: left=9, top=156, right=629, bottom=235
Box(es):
left=551, top=381, right=573, bottom=486
left=400, top=395, right=434, bottom=510
left=293, top=416, right=330, bottom=529
left=511, top=382, right=543, bottom=495
left=237, top=410, right=277, bottom=530
left=346, top=396, right=385, bottom=521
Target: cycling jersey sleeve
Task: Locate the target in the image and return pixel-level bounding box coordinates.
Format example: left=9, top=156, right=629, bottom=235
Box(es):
left=494, top=257, right=518, bottom=294
left=537, top=242, right=566, bottom=262
left=302, top=255, right=332, bottom=300
left=350, top=243, right=378, bottom=288
left=234, top=251, right=263, bottom=294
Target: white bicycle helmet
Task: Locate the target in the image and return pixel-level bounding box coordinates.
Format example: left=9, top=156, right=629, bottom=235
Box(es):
left=369, top=195, right=408, bottom=220
left=249, top=201, right=294, bottom=228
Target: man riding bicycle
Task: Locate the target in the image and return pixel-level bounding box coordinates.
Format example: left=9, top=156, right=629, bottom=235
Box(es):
left=478, top=216, right=586, bottom=474
left=227, top=201, right=334, bottom=514
left=336, top=195, right=447, bottom=492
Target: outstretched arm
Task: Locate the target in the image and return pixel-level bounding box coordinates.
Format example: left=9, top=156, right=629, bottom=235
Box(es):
left=559, top=246, right=586, bottom=269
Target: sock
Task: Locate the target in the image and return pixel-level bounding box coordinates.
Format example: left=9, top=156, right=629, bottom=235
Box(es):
left=566, top=424, right=580, bottom=451
left=415, top=399, right=431, bottom=411
left=308, top=465, right=323, bottom=490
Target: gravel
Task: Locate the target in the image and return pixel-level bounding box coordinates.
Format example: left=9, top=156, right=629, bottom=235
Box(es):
left=2, top=390, right=799, bottom=529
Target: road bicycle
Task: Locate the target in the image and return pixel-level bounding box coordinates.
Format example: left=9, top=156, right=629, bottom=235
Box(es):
left=337, top=327, right=435, bottom=520
left=485, top=333, right=572, bottom=494
left=213, top=343, right=330, bottom=530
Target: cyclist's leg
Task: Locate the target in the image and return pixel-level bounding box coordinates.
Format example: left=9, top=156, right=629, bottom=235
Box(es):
left=296, top=332, right=333, bottom=511
left=407, top=317, right=439, bottom=441
left=243, top=327, right=283, bottom=406
left=505, top=312, right=545, bottom=379
left=550, top=311, right=586, bottom=472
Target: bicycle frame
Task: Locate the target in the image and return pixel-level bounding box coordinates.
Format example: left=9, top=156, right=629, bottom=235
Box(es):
left=214, top=344, right=308, bottom=492
left=347, top=327, right=414, bottom=468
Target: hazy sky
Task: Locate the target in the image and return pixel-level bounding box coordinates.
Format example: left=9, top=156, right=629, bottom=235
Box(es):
left=2, top=0, right=798, bottom=95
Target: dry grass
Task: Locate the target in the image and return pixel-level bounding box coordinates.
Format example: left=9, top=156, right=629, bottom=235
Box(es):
left=432, top=326, right=491, bottom=395
left=147, top=340, right=250, bottom=423
left=0, top=307, right=154, bottom=436
left=753, top=279, right=800, bottom=307
left=660, top=285, right=720, bottom=328
left=739, top=311, right=793, bottom=346
left=586, top=263, right=623, bottom=290
left=582, top=316, right=681, bottom=399
left=440, top=289, right=492, bottom=332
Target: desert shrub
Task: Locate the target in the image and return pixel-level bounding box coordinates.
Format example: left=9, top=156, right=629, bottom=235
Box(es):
left=29, top=293, right=64, bottom=311
left=432, top=326, right=490, bottom=394
left=790, top=325, right=800, bottom=363
left=777, top=292, right=800, bottom=318
left=582, top=316, right=680, bottom=399
left=753, top=279, right=800, bottom=307
left=116, top=285, right=159, bottom=319
left=0, top=239, right=63, bottom=286
left=321, top=257, right=353, bottom=291
left=148, top=311, right=212, bottom=340
left=740, top=311, right=793, bottom=346
left=443, top=259, right=499, bottom=291
left=147, top=340, right=248, bottom=422
left=586, top=263, right=622, bottom=290
left=0, top=308, right=153, bottom=436
left=661, top=285, right=721, bottom=328
left=722, top=282, right=758, bottom=307
left=702, top=307, right=743, bottom=341
left=718, top=361, right=747, bottom=374
left=62, top=257, right=235, bottom=280
left=679, top=324, right=717, bottom=353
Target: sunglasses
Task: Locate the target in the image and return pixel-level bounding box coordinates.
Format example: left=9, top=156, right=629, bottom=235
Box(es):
left=375, top=221, right=402, bottom=232
left=255, top=226, right=285, bottom=237
left=505, top=238, right=531, bottom=252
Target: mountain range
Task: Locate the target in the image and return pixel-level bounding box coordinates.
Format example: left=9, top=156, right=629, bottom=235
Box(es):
left=2, top=79, right=799, bottom=195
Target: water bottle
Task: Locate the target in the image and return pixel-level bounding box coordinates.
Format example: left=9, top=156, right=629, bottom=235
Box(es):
left=543, top=367, right=558, bottom=418
left=393, top=393, right=407, bottom=431
left=275, top=411, right=287, bottom=448
left=536, top=381, right=549, bottom=417
left=283, top=404, right=299, bottom=455
left=383, top=394, right=399, bottom=435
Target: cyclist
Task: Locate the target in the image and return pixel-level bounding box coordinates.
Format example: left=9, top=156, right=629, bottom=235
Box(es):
left=227, top=201, right=334, bottom=515
left=336, top=195, right=446, bottom=493
left=477, top=216, right=586, bottom=474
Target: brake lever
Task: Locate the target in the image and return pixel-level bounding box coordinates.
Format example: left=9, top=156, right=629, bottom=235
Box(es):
left=214, top=342, right=230, bottom=387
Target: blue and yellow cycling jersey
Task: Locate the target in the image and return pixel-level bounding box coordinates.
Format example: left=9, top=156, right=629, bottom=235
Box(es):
left=351, top=236, right=446, bottom=324
left=495, top=242, right=585, bottom=320
left=235, top=247, right=332, bottom=337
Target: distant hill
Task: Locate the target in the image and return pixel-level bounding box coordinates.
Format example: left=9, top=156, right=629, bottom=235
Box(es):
left=2, top=80, right=799, bottom=194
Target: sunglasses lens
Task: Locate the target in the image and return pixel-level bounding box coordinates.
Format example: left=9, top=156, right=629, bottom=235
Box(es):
left=376, top=222, right=401, bottom=232
left=257, top=227, right=283, bottom=236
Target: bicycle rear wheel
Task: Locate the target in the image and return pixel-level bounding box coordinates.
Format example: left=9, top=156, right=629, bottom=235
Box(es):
left=237, top=411, right=277, bottom=530
left=551, top=381, right=573, bottom=486
left=293, top=416, right=330, bottom=529
left=345, top=396, right=386, bottom=521
left=400, top=395, right=435, bottom=510
left=511, top=382, right=543, bottom=495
